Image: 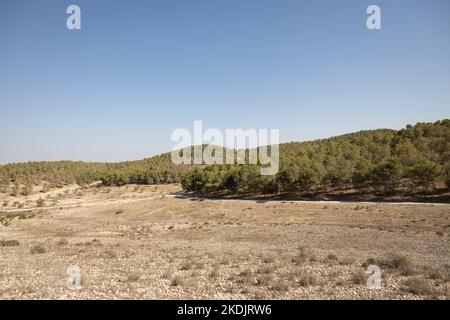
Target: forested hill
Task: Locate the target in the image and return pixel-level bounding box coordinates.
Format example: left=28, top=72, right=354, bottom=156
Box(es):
left=1, top=120, right=449, bottom=198
left=0, top=152, right=192, bottom=190
left=181, top=120, right=449, bottom=197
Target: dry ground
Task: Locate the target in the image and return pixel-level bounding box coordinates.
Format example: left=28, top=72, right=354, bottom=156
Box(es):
left=1, top=184, right=449, bottom=299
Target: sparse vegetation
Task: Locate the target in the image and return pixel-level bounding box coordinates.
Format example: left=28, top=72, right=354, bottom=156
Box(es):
left=209, top=269, right=219, bottom=279
left=161, top=269, right=172, bottom=280
left=327, top=253, right=338, bottom=261
left=30, top=245, right=46, bottom=254
left=362, top=257, right=377, bottom=268
left=236, top=269, right=256, bottom=286
left=366, top=254, right=415, bottom=276
left=385, top=254, right=415, bottom=275
left=127, top=274, right=140, bottom=282
left=256, top=274, right=274, bottom=287
left=262, top=256, right=276, bottom=264
left=339, top=256, right=355, bottom=265
left=271, top=280, right=289, bottom=292
left=101, top=250, right=117, bottom=259
left=290, top=246, right=311, bottom=265
left=0, top=183, right=448, bottom=299
left=22, top=181, right=32, bottom=196
left=36, top=198, right=45, bottom=207
left=258, top=265, right=275, bottom=275
left=405, top=278, right=434, bottom=296
left=1, top=121, right=449, bottom=199
left=298, top=272, right=318, bottom=287
left=426, top=268, right=447, bottom=281
left=180, top=261, right=194, bottom=271
left=0, top=240, right=20, bottom=247
left=170, top=275, right=184, bottom=287
left=352, top=270, right=368, bottom=285
left=56, top=238, right=68, bottom=246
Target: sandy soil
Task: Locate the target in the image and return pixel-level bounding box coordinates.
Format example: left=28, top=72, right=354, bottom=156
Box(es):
left=0, top=184, right=449, bottom=300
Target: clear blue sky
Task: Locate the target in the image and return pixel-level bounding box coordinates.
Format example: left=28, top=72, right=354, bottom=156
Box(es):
left=0, top=0, right=449, bottom=164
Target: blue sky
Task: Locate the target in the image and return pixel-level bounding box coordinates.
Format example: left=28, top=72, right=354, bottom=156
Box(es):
left=0, top=0, right=449, bottom=164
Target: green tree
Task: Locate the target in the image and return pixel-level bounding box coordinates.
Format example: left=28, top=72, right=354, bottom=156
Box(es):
left=222, top=171, right=239, bottom=193
left=372, top=161, right=402, bottom=193
left=352, top=160, right=373, bottom=189
left=409, top=160, right=441, bottom=192
left=297, top=166, right=319, bottom=192
left=275, top=166, right=299, bottom=193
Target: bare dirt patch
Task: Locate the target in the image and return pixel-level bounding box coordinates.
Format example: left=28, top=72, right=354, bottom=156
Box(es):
left=1, top=184, right=449, bottom=299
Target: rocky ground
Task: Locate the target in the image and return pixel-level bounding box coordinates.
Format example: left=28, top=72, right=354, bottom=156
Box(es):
left=1, top=184, right=449, bottom=299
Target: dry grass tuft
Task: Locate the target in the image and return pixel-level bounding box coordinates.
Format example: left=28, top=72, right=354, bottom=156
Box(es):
left=180, top=261, right=193, bottom=271
left=256, top=274, right=274, bottom=287
left=405, top=278, right=434, bottom=296
left=327, top=253, right=338, bottom=261
left=0, top=239, right=20, bottom=247
left=298, top=272, right=317, bottom=287
left=209, top=269, right=219, bottom=279
left=56, top=238, right=68, bottom=245
left=36, top=198, right=45, bottom=207
left=340, top=256, right=356, bottom=266
left=170, top=275, right=184, bottom=287
left=385, top=253, right=415, bottom=276
left=271, top=280, right=289, bottom=292
left=127, top=274, right=140, bottom=282
left=426, top=268, right=446, bottom=280
left=352, top=269, right=368, bottom=285
left=258, top=265, right=275, bottom=275
left=30, top=245, right=46, bottom=254
left=101, top=250, right=117, bottom=259
left=291, top=246, right=317, bottom=265
left=236, top=269, right=255, bottom=286
left=161, top=269, right=172, bottom=280
left=362, top=257, right=377, bottom=268
left=262, top=256, right=276, bottom=264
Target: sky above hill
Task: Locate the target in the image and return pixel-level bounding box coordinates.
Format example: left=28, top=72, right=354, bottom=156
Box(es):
left=0, top=0, right=449, bottom=164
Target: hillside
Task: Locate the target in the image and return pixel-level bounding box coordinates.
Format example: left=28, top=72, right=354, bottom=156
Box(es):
left=0, top=152, right=192, bottom=192
left=181, top=120, right=450, bottom=199
left=1, top=120, right=449, bottom=199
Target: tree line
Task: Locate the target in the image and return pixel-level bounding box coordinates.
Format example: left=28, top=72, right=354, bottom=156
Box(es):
left=1, top=120, right=449, bottom=198
left=182, top=120, right=450, bottom=196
